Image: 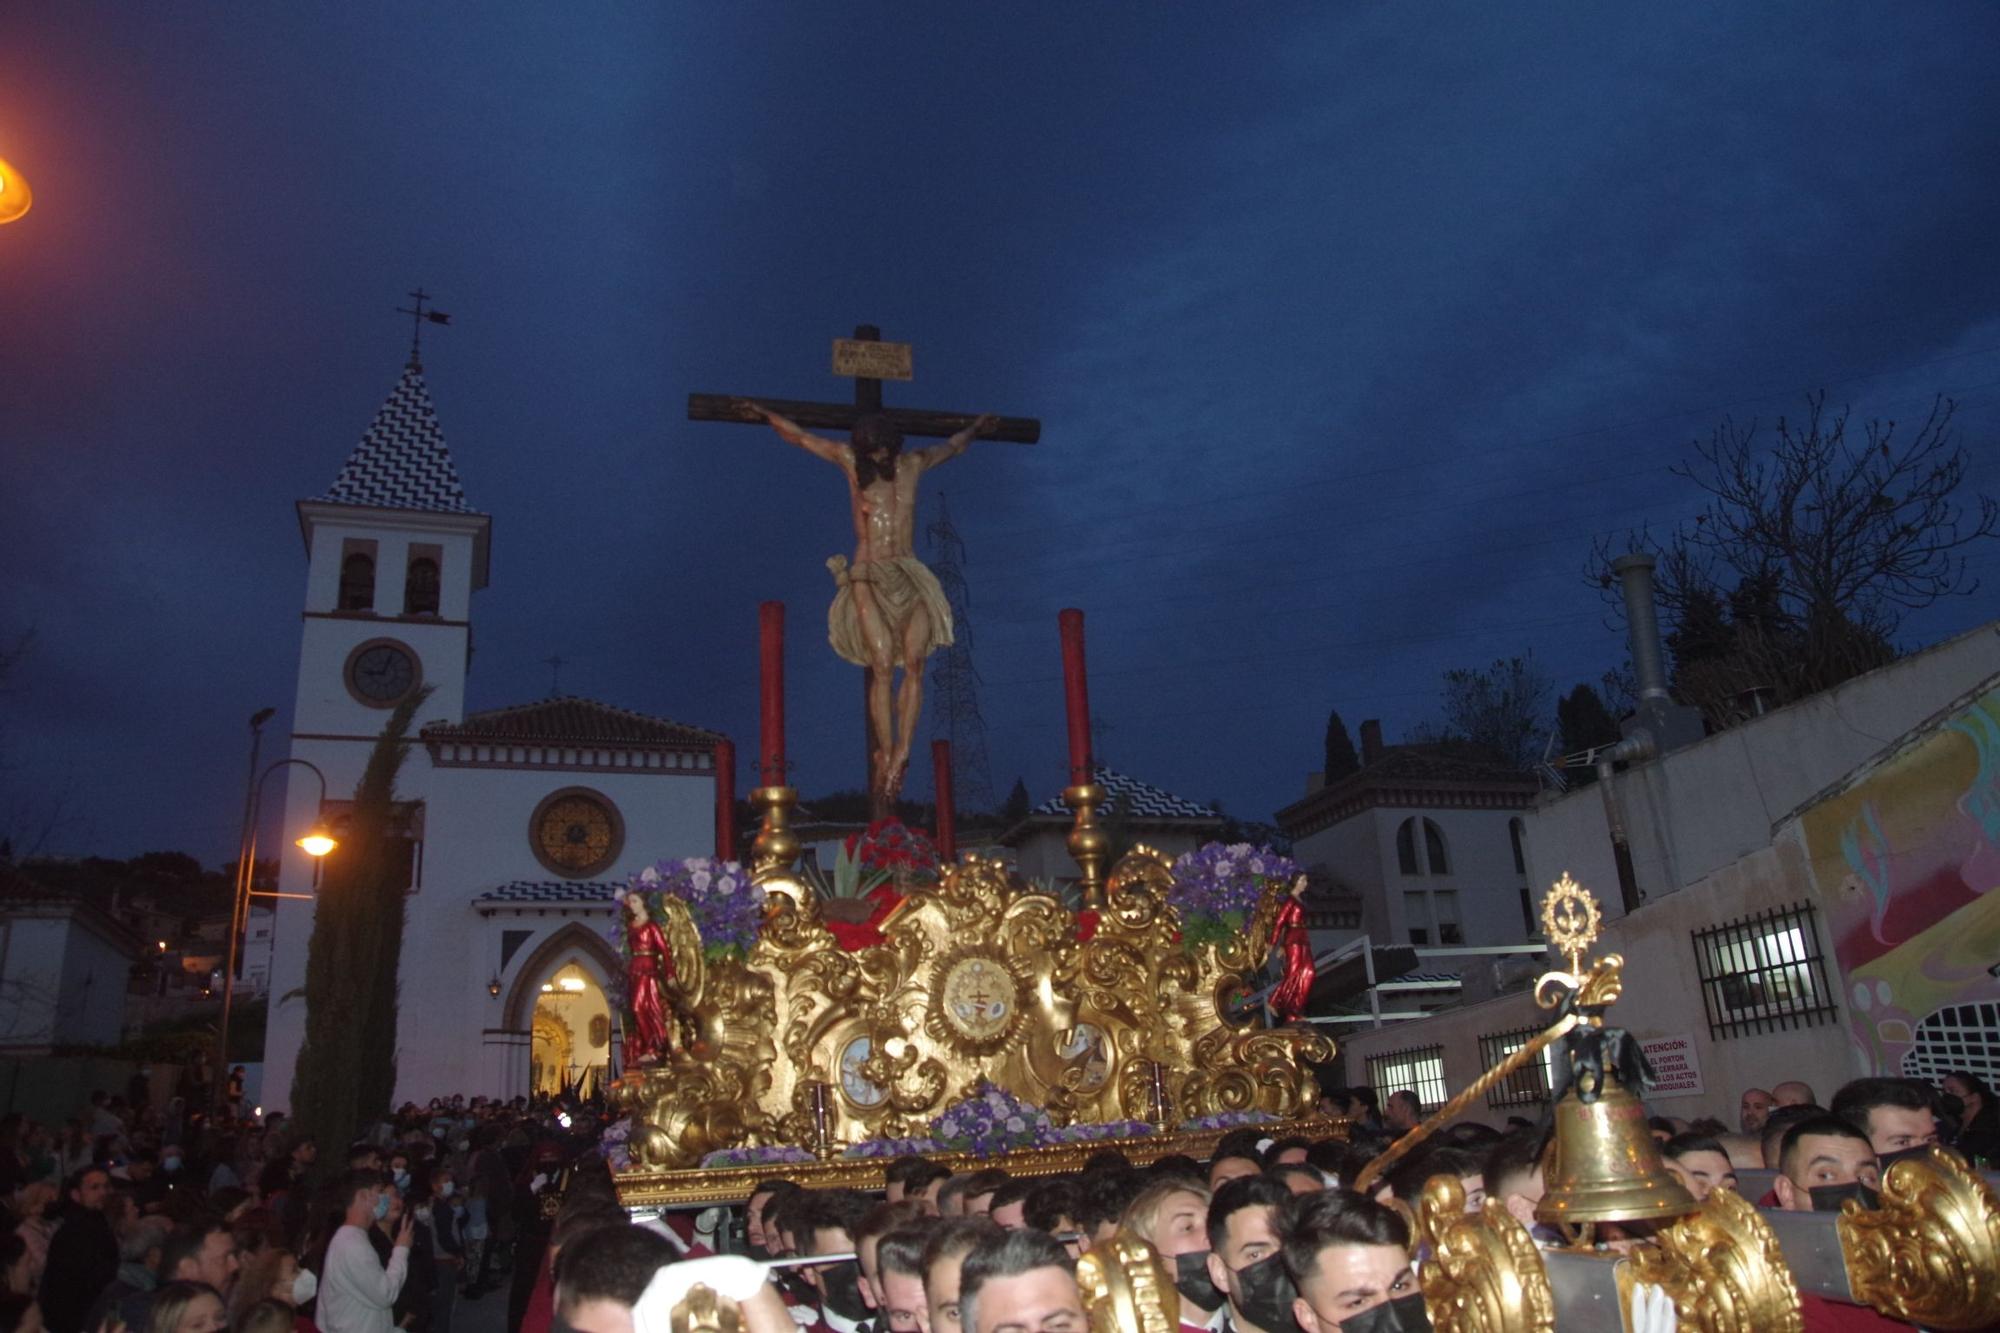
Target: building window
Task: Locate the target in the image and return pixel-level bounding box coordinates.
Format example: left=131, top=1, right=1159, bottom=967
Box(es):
left=1396, top=817, right=1450, bottom=875
left=1478, top=1025, right=1556, bottom=1109
left=404, top=555, right=440, bottom=615
left=1510, top=819, right=1527, bottom=876
left=1403, top=892, right=1429, bottom=945
left=339, top=551, right=376, bottom=611
left=1434, top=890, right=1462, bottom=945
left=1691, top=902, right=1838, bottom=1040
left=1397, top=820, right=1420, bottom=875
left=1518, top=887, right=1536, bottom=937
left=1367, top=1044, right=1447, bottom=1111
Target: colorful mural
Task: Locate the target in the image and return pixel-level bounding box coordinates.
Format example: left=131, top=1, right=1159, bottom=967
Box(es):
left=1791, top=683, right=2000, bottom=1081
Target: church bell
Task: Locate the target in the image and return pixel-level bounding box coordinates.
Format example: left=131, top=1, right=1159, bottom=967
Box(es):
left=1535, top=1072, right=1697, bottom=1228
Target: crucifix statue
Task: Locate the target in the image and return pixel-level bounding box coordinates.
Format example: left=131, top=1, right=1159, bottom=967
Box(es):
left=690, top=325, right=1038, bottom=814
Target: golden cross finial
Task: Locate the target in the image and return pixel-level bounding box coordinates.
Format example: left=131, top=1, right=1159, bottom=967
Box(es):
left=1540, top=872, right=1603, bottom=975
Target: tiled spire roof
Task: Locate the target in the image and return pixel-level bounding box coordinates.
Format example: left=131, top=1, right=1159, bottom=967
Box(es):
left=1030, top=767, right=1219, bottom=820
left=422, top=696, right=724, bottom=748
left=313, top=364, right=479, bottom=514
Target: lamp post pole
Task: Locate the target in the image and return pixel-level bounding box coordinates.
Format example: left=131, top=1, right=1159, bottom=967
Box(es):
left=215, top=751, right=334, bottom=1114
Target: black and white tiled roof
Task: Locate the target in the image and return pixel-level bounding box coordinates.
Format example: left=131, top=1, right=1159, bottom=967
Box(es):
left=1030, top=767, right=1219, bottom=820
left=474, top=880, right=622, bottom=907
left=313, top=364, right=480, bottom=515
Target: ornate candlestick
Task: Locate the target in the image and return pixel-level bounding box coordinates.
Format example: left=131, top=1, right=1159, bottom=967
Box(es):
left=1145, top=1059, right=1173, bottom=1126
left=751, top=784, right=801, bottom=873
left=1065, top=781, right=1109, bottom=909
left=808, top=1079, right=836, bottom=1158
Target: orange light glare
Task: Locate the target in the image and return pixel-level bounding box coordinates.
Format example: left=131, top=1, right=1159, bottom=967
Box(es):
left=297, top=822, right=338, bottom=857
left=0, top=157, right=32, bottom=225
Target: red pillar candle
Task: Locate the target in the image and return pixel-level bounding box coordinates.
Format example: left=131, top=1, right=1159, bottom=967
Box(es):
left=713, top=737, right=737, bottom=862
left=1059, top=608, right=1093, bottom=785
left=758, top=601, right=785, bottom=787
left=932, top=739, right=957, bottom=862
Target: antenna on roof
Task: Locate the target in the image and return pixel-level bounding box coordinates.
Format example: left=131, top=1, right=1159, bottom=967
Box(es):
left=394, top=287, right=453, bottom=370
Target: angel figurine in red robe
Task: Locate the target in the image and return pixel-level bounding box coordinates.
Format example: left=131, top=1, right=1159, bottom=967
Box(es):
left=1268, top=875, right=1314, bottom=1023
left=623, top=892, right=676, bottom=1065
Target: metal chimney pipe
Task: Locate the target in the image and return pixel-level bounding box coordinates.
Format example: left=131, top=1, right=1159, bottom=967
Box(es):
left=1611, top=553, right=1671, bottom=703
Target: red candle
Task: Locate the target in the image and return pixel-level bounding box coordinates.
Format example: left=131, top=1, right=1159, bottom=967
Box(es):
left=1059, top=608, right=1092, bottom=785
left=932, top=739, right=957, bottom=862
left=759, top=601, right=785, bottom=787
left=713, top=737, right=737, bottom=861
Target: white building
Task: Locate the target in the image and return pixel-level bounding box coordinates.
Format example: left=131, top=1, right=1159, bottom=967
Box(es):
left=998, top=768, right=1224, bottom=884
left=0, top=865, right=142, bottom=1054
left=261, top=357, right=724, bottom=1109
left=1336, top=618, right=2000, bottom=1122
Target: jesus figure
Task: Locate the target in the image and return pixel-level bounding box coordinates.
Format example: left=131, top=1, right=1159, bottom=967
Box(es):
left=746, top=402, right=997, bottom=800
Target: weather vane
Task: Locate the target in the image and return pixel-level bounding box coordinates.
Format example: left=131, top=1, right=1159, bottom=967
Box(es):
left=394, top=287, right=452, bottom=369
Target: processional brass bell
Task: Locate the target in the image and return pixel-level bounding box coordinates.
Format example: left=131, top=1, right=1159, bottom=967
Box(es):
left=1536, top=1071, right=1697, bottom=1227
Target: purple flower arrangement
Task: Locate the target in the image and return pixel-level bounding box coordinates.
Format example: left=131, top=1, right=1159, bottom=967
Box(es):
left=619, top=857, right=763, bottom=961
left=699, top=1144, right=817, bottom=1168
left=929, top=1081, right=1057, bottom=1155
left=1178, top=1109, right=1277, bottom=1131
left=1168, top=842, right=1301, bottom=949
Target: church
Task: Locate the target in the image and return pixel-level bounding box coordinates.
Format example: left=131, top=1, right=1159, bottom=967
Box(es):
left=261, top=353, right=727, bottom=1109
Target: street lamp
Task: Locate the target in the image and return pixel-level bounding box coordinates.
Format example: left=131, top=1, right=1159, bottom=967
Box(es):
left=0, top=156, right=31, bottom=225
left=216, top=714, right=337, bottom=1111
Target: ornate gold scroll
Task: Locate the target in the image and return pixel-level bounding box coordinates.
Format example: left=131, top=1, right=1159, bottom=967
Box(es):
left=1623, top=1188, right=1802, bottom=1333
left=1837, top=1146, right=2000, bottom=1330
left=612, top=846, right=1332, bottom=1181
left=1413, top=1174, right=1556, bottom=1333
left=1078, top=1236, right=1180, bottom=1333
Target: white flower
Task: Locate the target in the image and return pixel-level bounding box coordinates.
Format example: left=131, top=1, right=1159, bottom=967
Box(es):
left=690, top=869, right=712, bottom=892
left=1005, top=1116, right=1026, bottom=1132
left=640, top=867, right=660, bottom=885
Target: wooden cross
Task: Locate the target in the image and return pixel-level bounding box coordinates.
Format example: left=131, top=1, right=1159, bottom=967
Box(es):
left=688, top=325, right=1041, bottom=807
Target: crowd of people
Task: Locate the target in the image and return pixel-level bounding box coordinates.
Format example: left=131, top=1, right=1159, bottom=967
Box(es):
left=543, top=1067, right=1992, bottom=1333
left=1, top=1064, right=1988, bottom=1333
left=0, top=1087, right=597, bottom=1333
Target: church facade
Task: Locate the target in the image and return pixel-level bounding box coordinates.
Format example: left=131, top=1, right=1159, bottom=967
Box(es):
left=261, top=359, right=724, bottom=1109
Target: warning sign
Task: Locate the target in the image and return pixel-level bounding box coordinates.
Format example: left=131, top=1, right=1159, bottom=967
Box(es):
left=1640, top=1032, right=1705, bottom=1098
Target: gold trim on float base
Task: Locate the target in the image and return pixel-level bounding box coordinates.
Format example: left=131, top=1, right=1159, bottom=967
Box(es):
left=615, top=1117, right=1348, bottom=1210
left=1837, top=1146, right=2000, bottom=1331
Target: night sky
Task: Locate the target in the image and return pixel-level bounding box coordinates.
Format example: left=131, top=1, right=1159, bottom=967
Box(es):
left=6, top=5, right=2000, bottom=865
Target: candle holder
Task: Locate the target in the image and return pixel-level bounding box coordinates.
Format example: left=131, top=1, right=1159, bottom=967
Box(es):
left=1064, top=781, right=1109, bottom=910
left=808, top=1079, right=837, bottom=1159
left=1145, top=1059, right=1174, bottom=1126
left=751, top=785, right=801, bottom=873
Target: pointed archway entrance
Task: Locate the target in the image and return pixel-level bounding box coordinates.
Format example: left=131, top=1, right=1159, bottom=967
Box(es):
left=489, top=921, right=623, bottom=1100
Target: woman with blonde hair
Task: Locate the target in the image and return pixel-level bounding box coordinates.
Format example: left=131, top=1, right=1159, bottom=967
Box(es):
left=1118, top=1178, right=1218, bottom=1333
left=145, top=1281, right=226, bottom=1333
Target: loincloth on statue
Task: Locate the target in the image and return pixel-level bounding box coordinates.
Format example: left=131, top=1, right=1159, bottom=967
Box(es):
left=825, top=554, right=955, bottom=667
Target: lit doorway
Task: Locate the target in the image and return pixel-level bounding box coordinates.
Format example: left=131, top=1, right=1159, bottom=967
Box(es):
left=530, top=962, right=611, bottom=1098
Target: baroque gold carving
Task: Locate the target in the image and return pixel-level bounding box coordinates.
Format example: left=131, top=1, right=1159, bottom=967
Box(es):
left=1413, top=1174, right=1556, bottom=1333
left=1078, top=1236, right=1179, bottom=1333
left=610, top=844, right=1336, bottom=1187
left=1837, top=1146, right=2000, bottom=1330
left=1624, top=1187, right=1802, bottom=1333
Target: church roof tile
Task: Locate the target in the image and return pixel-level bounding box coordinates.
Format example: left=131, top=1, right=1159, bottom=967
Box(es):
left=312, top=363, right=480, bottom=515
left=473, top=880, right=622, bottom=907
left=422, top=696, right=723, bottom=748
left=1027, top=767, right=1220, bottom=821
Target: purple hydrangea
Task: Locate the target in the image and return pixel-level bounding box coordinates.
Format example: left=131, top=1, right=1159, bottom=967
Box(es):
left=699, top=1144, right=817, bottom=1168
left=1179, top=1109, right=1278, bottom=1131
left=619, top=857, right=764, bottom=960
left=1168, top=842, right=1300, bottom=948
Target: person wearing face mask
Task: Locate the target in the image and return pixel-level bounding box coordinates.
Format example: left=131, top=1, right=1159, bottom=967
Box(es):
left=420, top=1165, right=465, bottom=1332
left=317, top=1170, right=413, bottom=1333
left=1280, top=1192, right=1427, bottom=1333
left=1117, top=1178, right=1218, bottom=1333
left=793, top=1190, right=875, bottom=1333
left=1769, top=1118, right=1921, bottom=1331
left=1828, top=1079, right=1940, bottom=1165
left=1941, top=1071, right=2000, bottom=1164
left=1204, top=1176, right=1300, bottom=1333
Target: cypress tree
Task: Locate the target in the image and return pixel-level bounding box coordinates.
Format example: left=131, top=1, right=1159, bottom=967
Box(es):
left=1323, top=710, right=1360, bottom=781
left=291, top=686, right=430, bottom=1165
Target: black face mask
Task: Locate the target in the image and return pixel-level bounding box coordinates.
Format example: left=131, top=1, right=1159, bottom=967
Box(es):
left=1228, top=1254, right=1302, bottom=1333
left=1335, top=1292, right=1431, bottom=1333
left=1875, top=1145, right=1932, bottom=1173
left=1808, top=1181, right=1880, bottom=1212
left=744, top=1240, right=773, bottom=1261
left=821, top=1260, right=873, bottom=1324
left=1174, top=1250, right=1224, bottom=1313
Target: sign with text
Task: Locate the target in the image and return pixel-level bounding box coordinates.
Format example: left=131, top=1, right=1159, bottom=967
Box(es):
left=832, top=338, right=913, bottom=381
left=1640, top=1032, right=1705, bottom=1098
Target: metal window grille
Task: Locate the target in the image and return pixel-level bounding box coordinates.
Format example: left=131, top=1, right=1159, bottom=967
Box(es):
left=1367, top=1044, right=1447, bottom=1111
left=1901, top=1001, right=2000, bottom=1089
left=1691, top=901, right=1838, bottom=1040
left=1478, top=1026, right=1555, bottom=1109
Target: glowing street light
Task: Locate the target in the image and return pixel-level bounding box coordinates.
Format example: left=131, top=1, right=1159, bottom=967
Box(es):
left=0, top=157, right=32, bottom=225
left=296, top=822, right=339, bottom=858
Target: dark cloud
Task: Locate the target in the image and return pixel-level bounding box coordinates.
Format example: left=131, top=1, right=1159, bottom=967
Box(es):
left=4, top=3, right=2000, bottom=860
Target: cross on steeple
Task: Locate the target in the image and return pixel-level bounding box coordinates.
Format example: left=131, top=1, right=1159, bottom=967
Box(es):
left=394, top=288, right=453, bottom=370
